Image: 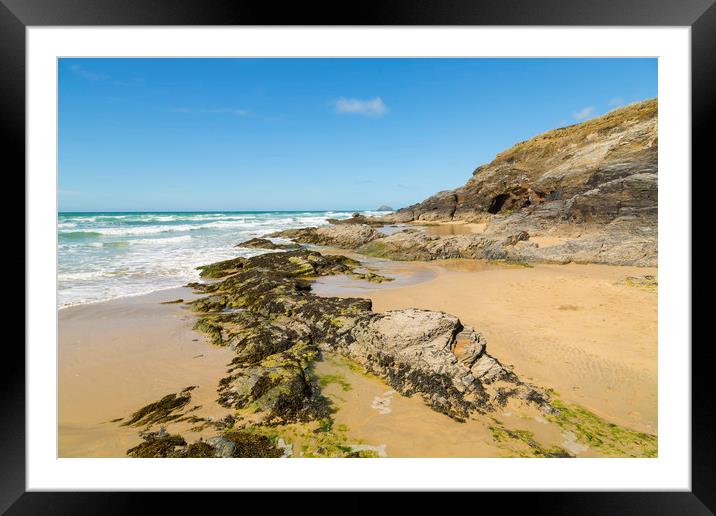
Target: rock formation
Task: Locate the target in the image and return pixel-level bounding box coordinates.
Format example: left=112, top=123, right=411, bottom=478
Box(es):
left=395, top=99, right=657, bottom=224
left=270, top=224, right=384, bottom=249
left=356, top=228, right=529, bottom=262
left=381, top=99, right=658, bottom=266
left=235, top=237, right=301, bottom=250
left=326, top=213, right=387, bottom=227
left=189, top=249, right=548, bottom=424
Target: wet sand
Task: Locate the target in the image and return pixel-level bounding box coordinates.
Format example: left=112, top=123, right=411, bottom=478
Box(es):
left=58, top=287, right=235, bottom=457
left=317, top=260, right=658, bottom=434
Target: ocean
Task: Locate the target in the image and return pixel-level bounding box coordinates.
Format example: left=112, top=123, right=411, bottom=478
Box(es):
left=58, top=210, right=385, bottom=308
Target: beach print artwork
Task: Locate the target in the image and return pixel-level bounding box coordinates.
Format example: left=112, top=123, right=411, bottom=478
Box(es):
left=58, top=58, right=658, bottom=458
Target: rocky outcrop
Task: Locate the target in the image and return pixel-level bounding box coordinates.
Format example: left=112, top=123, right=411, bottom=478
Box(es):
left=507, top=216, right=657, bottom=266
left=327, top=213, right=386, bottom=227
left=347, top=215, right=656, bottom=266
left=330, top=309, right=544, bottom=421
left=269, top=224, right=384, bottom=249
left=398, top=190, right=459, bottom=222
left=357, top=227, right=529, bottom=262
left=126, top=426, right=285, bottom=458
left=396, top=99, right=657, bottom=224
left=235, top=237, right=300, bottom=251
left=378, top=100, right=658, bottom=266
left=377, top=205, right=394, bottom=211
left=188, top=250, right=547, bottom=424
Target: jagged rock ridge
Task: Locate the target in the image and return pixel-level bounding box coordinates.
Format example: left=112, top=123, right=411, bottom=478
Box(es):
left=189, top=250, right=549, bottom=424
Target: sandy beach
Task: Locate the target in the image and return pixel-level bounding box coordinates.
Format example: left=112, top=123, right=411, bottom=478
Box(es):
left=59, top=252, right=657, bottom=457
left=52, top=58, right=663, bottom=468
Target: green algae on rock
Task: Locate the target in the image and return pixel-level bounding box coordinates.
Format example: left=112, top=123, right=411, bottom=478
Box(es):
left=126, top=428, right=285, bottom=458
left=317, top=373, right=352, bottom=392
left=121, top=386, right=197, bottom=427
left=188, top=249, right=551, bottom=426
left=547, top=399, right=658, bottom=457
left=195, top=248, right=362, bottom=280
left=326, top=213, right=387, bottom=227
left=127, top=433, right=189, bottom=458
left=269, top=224, right=384, bottom=249
left=220, top=430, right=285, bottom=457
left=488, top=423, right=573, bottom=458
left=235, top=237, right=301, bottom=251
left=625, top=274, right=658, bottom=290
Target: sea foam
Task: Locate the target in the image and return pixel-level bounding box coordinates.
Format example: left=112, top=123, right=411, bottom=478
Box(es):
left=57, top=210, right=361, bottom=307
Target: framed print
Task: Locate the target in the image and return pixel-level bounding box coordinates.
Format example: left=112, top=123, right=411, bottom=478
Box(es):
left=5, top=0, right=709, bottom=512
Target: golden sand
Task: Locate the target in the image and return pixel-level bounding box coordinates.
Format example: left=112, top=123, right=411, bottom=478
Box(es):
left=58, top=258, right=657, bottom=457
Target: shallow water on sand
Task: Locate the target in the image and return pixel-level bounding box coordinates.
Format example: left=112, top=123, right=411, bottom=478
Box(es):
left=312, top=256, right=438, bottom=297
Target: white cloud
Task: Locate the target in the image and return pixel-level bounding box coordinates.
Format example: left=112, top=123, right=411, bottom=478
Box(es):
left=70, top=64, right=108, bottom=81
left=573, top=106, right=595, bottom=120
left=608, top=97, right=625, bottom=108
left=333, top=97, right=387, bottom=118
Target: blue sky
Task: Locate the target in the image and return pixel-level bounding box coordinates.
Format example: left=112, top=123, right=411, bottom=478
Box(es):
left=58, top=58, right=657, bottom=212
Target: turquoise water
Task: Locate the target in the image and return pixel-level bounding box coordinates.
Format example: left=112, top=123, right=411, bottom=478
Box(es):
left=58, top=210, right=383, bottom=307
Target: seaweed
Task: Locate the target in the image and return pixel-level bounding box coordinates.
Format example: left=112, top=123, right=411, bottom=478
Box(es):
left=547, top=399, right=657, bottom=457
left=488, top=423, right=573, bottom=458
left=222, top=430, right=284, bottom=458
left=317, top=373, right=352, bottom=392
left=121, top=386, right=196, bottom=427
left=127, top=433, right=187, bottom=458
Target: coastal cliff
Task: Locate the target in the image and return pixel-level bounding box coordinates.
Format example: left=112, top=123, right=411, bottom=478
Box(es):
left=374, top=99, right=658, bottom=266
left=395, top=99, right=657, bottom=225
left=274, top=99, right=658, bottom=267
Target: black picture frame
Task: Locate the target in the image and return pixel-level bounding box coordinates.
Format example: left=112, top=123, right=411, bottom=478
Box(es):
left=4, top=0, right=707, bottom=512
